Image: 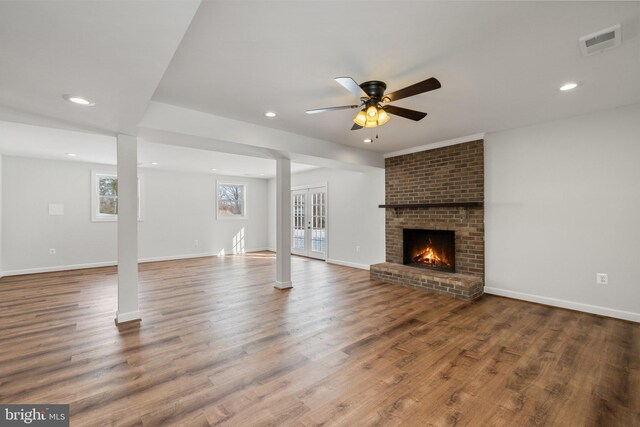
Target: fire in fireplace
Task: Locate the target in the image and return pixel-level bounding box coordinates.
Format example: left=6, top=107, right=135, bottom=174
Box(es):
left=403, top=229, right=455, bottom=272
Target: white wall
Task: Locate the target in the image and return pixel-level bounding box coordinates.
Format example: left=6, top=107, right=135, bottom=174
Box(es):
left=485, top=103, right=640, bottom=322
left=1, top=156, right=268, bottom=274
left=0, top=155, right=2, bottom=278
left=268, top=167, right=385, bottom=269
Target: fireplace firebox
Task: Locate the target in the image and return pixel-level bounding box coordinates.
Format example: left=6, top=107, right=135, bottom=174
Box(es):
left=403, top=229, right=455, bottom=273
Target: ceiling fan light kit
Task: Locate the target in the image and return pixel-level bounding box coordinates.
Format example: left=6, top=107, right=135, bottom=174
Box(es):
left=376, top=108, right=390, bottom=125
left=354, top=110, right=367, bottom=127
left=307, top=76, right=441, bottom=132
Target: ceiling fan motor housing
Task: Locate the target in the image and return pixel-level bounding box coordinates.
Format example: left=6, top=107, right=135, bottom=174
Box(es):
left=360, top=80, right=387, bottom=101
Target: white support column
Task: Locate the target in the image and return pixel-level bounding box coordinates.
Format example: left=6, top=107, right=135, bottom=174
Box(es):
left=275, top=157, right=292, bottom=289
left=116, top=134, right=140, bottom=324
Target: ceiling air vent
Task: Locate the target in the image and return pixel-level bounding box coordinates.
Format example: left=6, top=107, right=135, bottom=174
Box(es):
left=579, top=24, right=621, bottom=56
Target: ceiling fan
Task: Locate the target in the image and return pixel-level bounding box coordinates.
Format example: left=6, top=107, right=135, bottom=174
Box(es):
left=306, top=76, right=441, bottom=130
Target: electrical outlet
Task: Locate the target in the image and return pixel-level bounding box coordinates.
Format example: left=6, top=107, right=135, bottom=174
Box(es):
left=49, top=248, right=56, bottom=255
left=194, top=239, right=199, bottom=247
left=596, top=273, right=608, bottom=285
left=356, top=246, right=360, bottom=253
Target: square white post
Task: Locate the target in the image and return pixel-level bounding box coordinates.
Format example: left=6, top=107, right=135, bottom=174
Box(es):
left=116, top=134, right=140, bottom=323
left=275, top=157, right=292, bottom=289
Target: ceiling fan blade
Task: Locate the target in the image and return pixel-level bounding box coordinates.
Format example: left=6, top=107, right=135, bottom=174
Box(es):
left=351, top=123, right=363, bottom=131
left=335, top=77, right=368, bottom=98
left=383, top=105, right=428, bottom=121
left=305, top=105, right=359, bottom=114
left=383, top=77, right=441, bottom=103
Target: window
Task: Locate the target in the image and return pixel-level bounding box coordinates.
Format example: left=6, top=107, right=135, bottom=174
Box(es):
left=91, top=171, right=143, bottom=222
left=217, top=182, right=246, bottom=219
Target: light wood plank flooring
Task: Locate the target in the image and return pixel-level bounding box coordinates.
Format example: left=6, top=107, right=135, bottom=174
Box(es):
left=0, top=253, right=638, bottom=426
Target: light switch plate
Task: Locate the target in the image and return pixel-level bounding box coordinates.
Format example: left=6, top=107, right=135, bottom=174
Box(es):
left=49, top=203, right=64, bottom=215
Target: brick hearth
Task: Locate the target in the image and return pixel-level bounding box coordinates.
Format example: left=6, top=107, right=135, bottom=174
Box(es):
left=370, top=262, right=483, bottom=300
left=371, top=140, right=485, bottom=300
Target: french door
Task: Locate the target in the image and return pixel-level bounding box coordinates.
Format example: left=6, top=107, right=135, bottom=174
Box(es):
left=292, top=186, right=327, bottom=260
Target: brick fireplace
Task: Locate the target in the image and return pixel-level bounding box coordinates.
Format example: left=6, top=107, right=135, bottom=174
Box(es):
left=370, top=140, right=485, bottom=300
left=403, top=228, right=456, bottom=272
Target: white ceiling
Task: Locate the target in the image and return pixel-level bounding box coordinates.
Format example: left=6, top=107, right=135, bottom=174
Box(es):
left=0, top=121, right=316, bottom=178
left=0, top=1, right=638, bottom=159
left=154, top=1, right=640, bottom=153
left=0, top=0, right=199, bottom=135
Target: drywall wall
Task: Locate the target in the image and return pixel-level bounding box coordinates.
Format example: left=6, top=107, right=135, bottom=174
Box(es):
left=0, top=155, right=2, bottom=278
left=485, top=102, right=640, bottom=321
left=1, top=156, right=268, bottom=274
left=139, top=166, right=268, bottom=259
left=268, top=167, right=385, bottom=269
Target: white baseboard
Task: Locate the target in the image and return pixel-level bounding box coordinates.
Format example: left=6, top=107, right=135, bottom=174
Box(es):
left=116, top=310, right=141, bottom=324
left=138, top=252, right=217, bottom=263
left=484, top=287, right=640, bottom=323
left=274, top=280, right=293, bottom=289
left=326, top=259, right=370, bottom=271
left=245, top=247, right=272, bottom=253
left=1, top=261, right=118, bottom=276
left=0, top=248, right=273, bottom=277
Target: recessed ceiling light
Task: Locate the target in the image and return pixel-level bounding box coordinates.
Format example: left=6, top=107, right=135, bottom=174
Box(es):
left=265, top=111, right=276, bottom=118
left=151, top=162, right=158, bottom=166
left=66, top=153, right=77, bottom=157
left=211, top=168, right=217, bottom=171
left=259, top=173, right=265, bottom=176
left=559, top=82, right=578, bottom=91
left=363, top=138, right=373, bottom=144
left=63, top=94, right=95, bottom=106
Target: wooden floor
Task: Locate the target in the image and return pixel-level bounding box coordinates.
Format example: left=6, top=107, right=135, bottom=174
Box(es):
left=0, top=253, right=638, bottom=426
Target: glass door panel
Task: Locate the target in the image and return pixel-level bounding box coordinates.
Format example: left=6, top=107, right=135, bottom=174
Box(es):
left=291, top=190, right=307, bottom=256
left=310, top=190, right=326, bottom=258
left=291, top=186, right=327, bottom=260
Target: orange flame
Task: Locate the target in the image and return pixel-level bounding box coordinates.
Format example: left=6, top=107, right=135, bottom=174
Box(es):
left=413, top=238, right=450, bottom=266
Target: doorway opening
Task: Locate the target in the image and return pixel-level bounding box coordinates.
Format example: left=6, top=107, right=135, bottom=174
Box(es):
left=291, top=185, right=327, bottom=260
